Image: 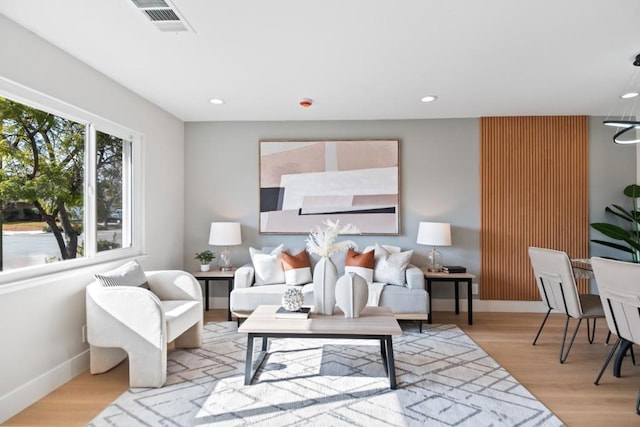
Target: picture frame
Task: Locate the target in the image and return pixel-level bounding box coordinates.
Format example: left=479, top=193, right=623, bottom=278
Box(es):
left=259, top=139, right=400, bottom=234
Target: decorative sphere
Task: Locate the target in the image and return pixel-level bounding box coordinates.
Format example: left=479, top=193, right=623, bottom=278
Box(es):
left=281, top=287, right=304, bottom=311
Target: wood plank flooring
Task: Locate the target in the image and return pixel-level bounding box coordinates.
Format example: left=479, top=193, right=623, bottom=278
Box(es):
left=4, top=310, right=640, bottom=426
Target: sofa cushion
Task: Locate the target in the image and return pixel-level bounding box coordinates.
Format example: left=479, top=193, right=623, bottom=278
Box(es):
left=162, top=300, right=202, bottom=343
left=250, top=245, right=285, bottom=285
left=372, top=244, right=413, bottom=286
left=230, top=283, right=315, bottom=312
left=95, top=260, right=149, bottom=288
left=282, top=250, right=312, bottom=285
left=345, top=248, right=375, bottom=282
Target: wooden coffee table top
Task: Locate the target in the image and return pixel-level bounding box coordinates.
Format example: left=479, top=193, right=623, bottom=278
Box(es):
left=238, top=305, right=402, bottom=336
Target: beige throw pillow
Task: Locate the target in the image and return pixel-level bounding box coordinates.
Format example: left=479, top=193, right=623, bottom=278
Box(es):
left=95, top=260, right=149, bottom=288
left=372, top=244, right=413, bottom=286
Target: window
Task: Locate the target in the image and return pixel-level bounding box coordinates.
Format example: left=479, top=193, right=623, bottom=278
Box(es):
left=0, top=92, right=140, bottom=276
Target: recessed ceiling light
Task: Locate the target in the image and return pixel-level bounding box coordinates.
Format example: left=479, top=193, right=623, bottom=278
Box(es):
left=209, top=98, right=225, bottom=105
left=621, top=92, right=639, bottom=99
left=420, top=95, right=438, bottom=103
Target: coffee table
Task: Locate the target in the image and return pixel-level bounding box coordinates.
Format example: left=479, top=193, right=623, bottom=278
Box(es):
left=237, top=305, right=403, bottom=389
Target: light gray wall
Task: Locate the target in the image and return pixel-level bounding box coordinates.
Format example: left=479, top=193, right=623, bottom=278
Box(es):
left=184, top=119, right=481, bottom=300
left=588, top=117, right=638, bottom=290
left=0, top=15, right=185, bottom=421
left=185, top=117, right=638, bottom=301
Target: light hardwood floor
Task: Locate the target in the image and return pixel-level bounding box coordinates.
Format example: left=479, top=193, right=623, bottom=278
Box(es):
left=4, top=310, right=640, bottom=426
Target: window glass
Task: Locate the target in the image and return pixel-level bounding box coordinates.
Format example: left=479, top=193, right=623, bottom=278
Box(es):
left=95, top=131, right=131, bottom=253
left=0, top=96, right=85, bottom=270
left=0, top=94, right=137, bottom=274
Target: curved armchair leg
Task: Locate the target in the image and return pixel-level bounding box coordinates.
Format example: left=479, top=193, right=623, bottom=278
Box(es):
left=128, top=346, right=167, bottom=388
left=560, top=316, right=582, bottom=364
left=90, top=345, right=127, bottom=374
left=175, top=320, right=203, bottom=348
left=636, top=389, right=640, bottom=415
left=595, top=337, right=622, bottom=385
left=533, top=308, right=552, bottom=345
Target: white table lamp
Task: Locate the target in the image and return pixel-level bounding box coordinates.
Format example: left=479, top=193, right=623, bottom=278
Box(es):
left=417, top=222, right=451, bottom=272
left=209, top=222, right=242, bottom=271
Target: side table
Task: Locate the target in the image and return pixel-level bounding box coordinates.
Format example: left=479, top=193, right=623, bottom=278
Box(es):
left=422, top=269, right=476, bottom=325
left=192, top=269, right=236, bottom=321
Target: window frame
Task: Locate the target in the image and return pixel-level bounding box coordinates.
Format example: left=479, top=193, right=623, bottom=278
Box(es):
left=0, top=76, right=144, bottom=286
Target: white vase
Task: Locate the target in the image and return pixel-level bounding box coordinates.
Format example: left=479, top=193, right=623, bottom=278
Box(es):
left=200, top=264, right=210, bottom=272
left=313, top=256, right=338, bottom=315
left=335, top=272, right=369, bottom=318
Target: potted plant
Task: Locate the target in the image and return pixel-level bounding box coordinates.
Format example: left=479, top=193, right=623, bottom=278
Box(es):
left=195, top=250, right=215, bottom=271
left=591, top=184, right=640, bottom=262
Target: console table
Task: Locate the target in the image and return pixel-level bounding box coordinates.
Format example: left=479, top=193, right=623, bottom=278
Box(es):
left=192, top=268, right=236, bottom=320
left=422, top=269, right=476, bottom=325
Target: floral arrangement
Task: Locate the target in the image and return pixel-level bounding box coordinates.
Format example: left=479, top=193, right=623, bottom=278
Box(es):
left=306, top=220, right=359, bottom=257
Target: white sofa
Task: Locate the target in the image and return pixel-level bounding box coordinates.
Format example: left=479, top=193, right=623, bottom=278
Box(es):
left=86, top=270, right=203, bottom=388
left=230, top=245, right=428, bottom=324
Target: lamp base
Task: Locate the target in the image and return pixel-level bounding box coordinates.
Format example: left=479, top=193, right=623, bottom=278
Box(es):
left=427, top=247, right=443, bottom=272
left=219, top=246, right=233, bottom=271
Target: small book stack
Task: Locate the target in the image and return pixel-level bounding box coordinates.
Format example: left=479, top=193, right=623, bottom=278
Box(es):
left=442, top=265, right=467, bottom=274
left=275, top=306, right=311, bottom=319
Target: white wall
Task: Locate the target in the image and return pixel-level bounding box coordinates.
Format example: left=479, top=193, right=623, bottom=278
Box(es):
left=0, top=15, right=185, bottom=422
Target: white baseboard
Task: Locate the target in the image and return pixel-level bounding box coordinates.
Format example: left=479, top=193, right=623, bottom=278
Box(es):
left=0, top=349, right=90, bottom=423
left=432, top=298, right=548, bottom=313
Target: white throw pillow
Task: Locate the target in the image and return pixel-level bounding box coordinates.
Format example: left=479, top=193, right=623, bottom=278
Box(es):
left=250, top=244, right=285, bottom=285
left=95, top=260, right=149, bottom=288
left=372, top=244, right=413, bottom=286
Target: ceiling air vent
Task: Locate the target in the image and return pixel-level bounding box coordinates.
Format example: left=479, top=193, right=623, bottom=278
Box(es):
left=130, top=0, right=194, bottom=33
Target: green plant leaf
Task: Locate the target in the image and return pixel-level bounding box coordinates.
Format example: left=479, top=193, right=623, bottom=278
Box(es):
left=591, top=222, right=631, bottom=240
left=591, top=239, right=634, bottom=253
left=624, top=184, right=640, bottom=198
left=607, top=205, right=634, bottom=222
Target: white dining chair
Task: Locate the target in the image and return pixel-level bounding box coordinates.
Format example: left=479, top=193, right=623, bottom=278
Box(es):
left=591, top=257, right=640, bottom=414
left=528, top=247, right=605, bottom=363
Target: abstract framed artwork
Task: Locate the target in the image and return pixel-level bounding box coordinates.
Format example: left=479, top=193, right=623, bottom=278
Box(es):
left=259, top=139, right=400, bottom=234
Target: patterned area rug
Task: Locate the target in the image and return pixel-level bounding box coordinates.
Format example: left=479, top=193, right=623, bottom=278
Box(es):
left=89, top=322, right=564, bottom=426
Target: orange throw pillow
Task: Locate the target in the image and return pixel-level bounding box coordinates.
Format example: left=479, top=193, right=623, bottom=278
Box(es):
left=282, top=250, right=313, bottom=285
left=345, top=248, right=375, bottom=282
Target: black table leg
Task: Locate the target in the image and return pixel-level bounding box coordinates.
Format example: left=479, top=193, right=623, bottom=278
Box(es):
left=427, top=280, right=433, bottom=324
left=467, top=279, right=473, bottom=325
left=385, top=336, right=397, bottom=389
left=380, top=339, right=388, bottom=375
left=454, top=280, right=460, bottom=314
left=205, top=279, right=210, bottom=311
left=227, top=278, right=232, bottom=321
left=244, top=334, right=268, bottom=385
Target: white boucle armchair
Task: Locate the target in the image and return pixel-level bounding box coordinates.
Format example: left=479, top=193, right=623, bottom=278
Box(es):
left=86, top=270, right=203, bottom=388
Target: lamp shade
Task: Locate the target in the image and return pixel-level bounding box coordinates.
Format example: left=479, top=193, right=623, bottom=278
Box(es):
left=208, top=222, right=242, bottom=246
left=416, top=222, right=451, bottom=246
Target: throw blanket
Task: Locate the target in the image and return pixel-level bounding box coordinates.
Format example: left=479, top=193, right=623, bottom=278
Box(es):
left=367, top=282, right=386, bottom=306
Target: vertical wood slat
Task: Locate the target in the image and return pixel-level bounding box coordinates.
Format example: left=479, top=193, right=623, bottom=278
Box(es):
left=480, top=116, right=589, bottom=301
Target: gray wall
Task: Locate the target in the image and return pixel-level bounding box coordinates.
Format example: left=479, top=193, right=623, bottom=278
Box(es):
left=184, top=117, right=637, bottom=300
left=588, top=117, right=638, bottom=290
left=184, top=119, right=482, bottom=300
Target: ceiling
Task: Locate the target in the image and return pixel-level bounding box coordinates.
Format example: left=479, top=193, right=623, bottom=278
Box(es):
left=2, top=0, right=640, bottom=122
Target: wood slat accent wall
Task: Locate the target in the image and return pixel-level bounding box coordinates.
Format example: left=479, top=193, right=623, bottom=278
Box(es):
left=480, top=116, right=589, bottom=300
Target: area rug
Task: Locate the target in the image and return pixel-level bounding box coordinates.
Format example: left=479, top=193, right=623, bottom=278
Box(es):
left=89, top=322, right=564, bottom=426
